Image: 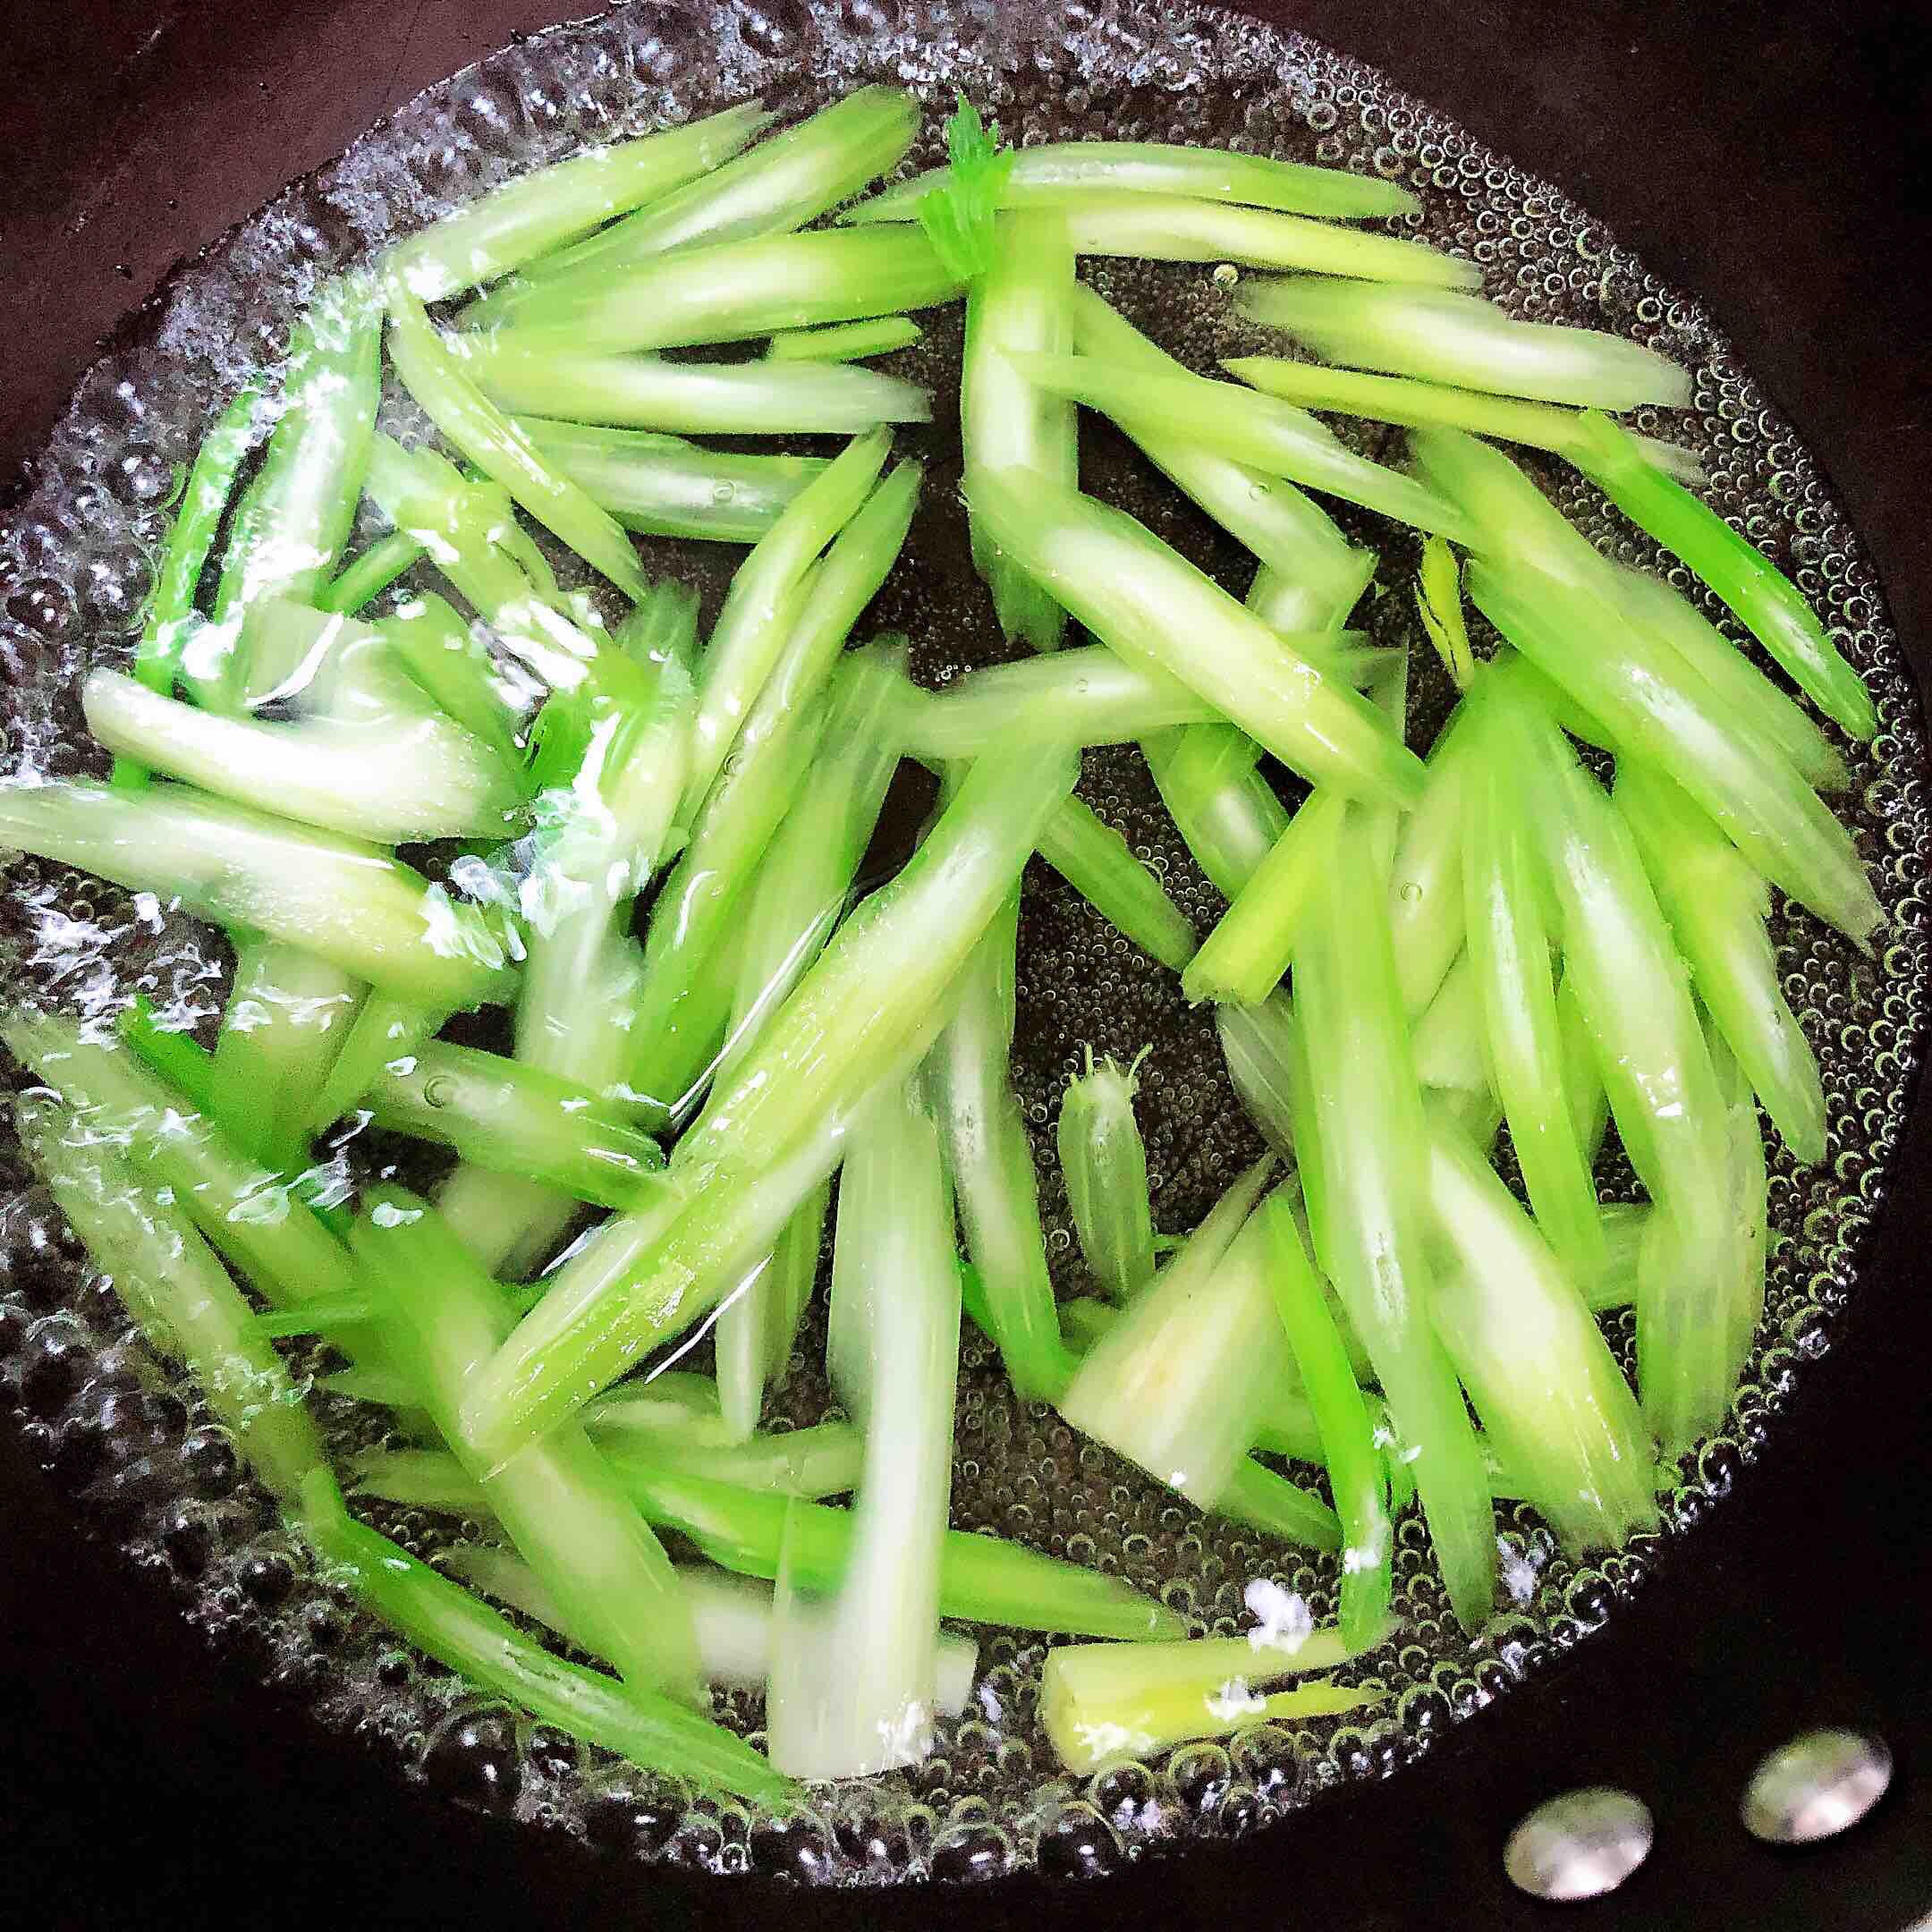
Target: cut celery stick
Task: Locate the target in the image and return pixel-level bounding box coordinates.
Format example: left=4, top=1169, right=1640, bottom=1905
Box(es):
left=1427, top=1125, right=1660, bottom=1555
left=81, top=669, right=521, bottom=844
left=687, top=428, right=893, bottom=813
left=580, top=1369, right=729, bottom=1444
left=1411, top=950, right=1502, bottom=1147
left=770, top=1078, right=960, bottom=1777
left=1569, top=411, right=1875, bottom=741
left=318, top=530, right=428, bottom=615
left=385, top=278, right=648, bottom=602
left=1144, top=724, right=1291, bottom=905
left=1493, top=675, right=1742, bottom=1454
left=305, top=992, right=451, bottom=1137
left=1057, top=1047, right=1156, bottom=1304
left=1215, top=993, right=1300, bottom=1159
left=1463, top=730, right=1606, bottom=1278
left=20, top=1100, right=324, bottom=1500
left=1219, top=1455, right=1346, bottom=1550
left=1071, top=285, right=1377, bottom=610
left=927, top=893, right=1075, bottom=1404
left=710, top=1182, right=828, bottom=1442
left=381, top=592, right=533, bottom=770
left=432, top=1160, right=587, bottom=1285
left=1287, top=809, right=1497, bottom=1631
left=443, top=1546, right=978, bottom=1709
left=480, top=87, right=919, bottom=318
left=962, top=210, right=1079, bottom=650
left=966, top=467, right=1425, bottom=805
left=767, top=316, right=923, bottom=362
left=1388, top=685, right=1486, bottom=1019
left=472, top=225, right=964, bottom=356
left=1224, top=353, right=1707, bottom=479
left=1557, top=967, right=1611, bottom=1166
left=389, top=100, right=773, bottom=301
left=1010, top=354, right=1471, bottom=538
left=518, top=418, right=825, bottom=542
left=1708, top=1026, right=1771, bottom=1389
left=352, top=1186, right=701, bottom=1700
left=301, top=1472, right=786, bottom=1801
left=0, top=781, right=514, bottom=1007
left=851, top=140, right=1418, bottom=222
left=909, top=93, right=1012, bottom=283
left=454, top=336, right=931, bottom=433
left=1614, top=759, right=1826, bottom=1163
left=603, top=1422, right=863, bottom=1501
left=1035, top=794, right=1199, bottom=973
left=1241, top=276, right=1690, bottom=409
left=1258, top=1190, right=1392, bottom=1648
left=466, top=745, right=1081, bottom=1457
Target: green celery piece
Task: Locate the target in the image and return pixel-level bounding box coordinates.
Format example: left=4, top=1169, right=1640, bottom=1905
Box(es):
left=1286, top=809, right=1497, bottom=1631
left=318, top=530, right=428, bottom=615
left=1072, top=284, right=1377, bottom=610
left=927, top=894, right=1076, bottom=1403
left=767, top=316, right=923, bottom=361
left=381, top=591, right=533, bottom=772
left=1215, top=992, right=1301, bottom=1160
left=1034, top=794, right=1199, bottom=973
left=1557, top=966, right=1611, bottom=1166
left=1614, top=759, right=1826, bottom=1163
left=1708, top=1024, right=1771, bottom=1390
left=1466, top=554, right=1880, bottom=947
left=430, top=1161, right=588, bottom=1286
left=1056, top=1047, right=1157, bottom=1304
left=916, top=94, right=1015, bottom=283
left=385, top=276, right=649, bottom=602
left=250, top=1292, right=374, bottom=1340
left=302, top=991, right=452, bottom=1138
left=517, top=418, right=826, bottom=543
left=470, top=225, right=964, bottom=357
left=354, top=1453, right=1180, bottom=1640
left=597, top=1420, right=861, bottom=1503
left=1224, top=353, right=1706, bottom=479
left=114, top=997, right=227, bottom=1132
left=687, top=426, right=894, bottom=812
left=362, top=1041, right=667, bottom=1210
left=1218, top=1456, right=1345, bottom=1551
left=1387, top=686, right=1487, bottom=1019
left=1239, top=276, right=1690, bottom=409
left=1493, top=674, right=1743, bottom=1454
left=709, top=1182, right=831, bottom=1445
left=20, top=1098, right=325, bottom=1500
left=300, top=1471, right=788, bottom=1801
left=1010, top=353, right=1472, bottom=538
left=850, top=138, right=1418, bottom=222
left=1258, top=1189, right=1393, bottom=1650
left=389, top=100, right=773, bottom=301
left=476, top=87, right=919, bottom=320
left=352, top=1187, right=702, bottom=1701
left=1411, top=951, right=1503, bottom=1148
left=81, top=667, right=522, bottom=844
left=1427, top=1124, right=1661, bottom=1555
left=1414, top=534, right=1477, bottom=690
left=1569, top=411, right=1875, bottom=741
left=454, top=335, right=931, bottom=432
left=1462, top=722, right=1606, bottom=1279
left=965, top=466, right=1426, bottom=805
left=1144, top=723, right=1291, bottom=904
left=0, top=783, right=515, bottom=1007
left=962, top=208, right=1078, bottom=649
left=580, top=1368, right=730, bottom=1444
left=771, top=1076, right=960, bottom=1776
left=465, top=743, right=1081, bottom=1457
left=1040, top=1633, right=1385, bottom=1774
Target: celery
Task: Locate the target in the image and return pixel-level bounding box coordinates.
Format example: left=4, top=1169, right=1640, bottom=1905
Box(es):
left=1708, top=1026, right=1771, bottom=1388
left=318, top=530, right=427, bottom=615
left=1614, top=760, right=1826, bottom=1163
left=1010, top=353, right=1472, bottom=539
left=381, top=593, right=533, bottom=771
left=1411, top=950, right=1503, bottom=1147
left=519, top=418, right=826, bottom=543
left=852, top=139, right=1419, bottom=223
left=303, top=991, right=451, bottom=1137
left=580, top=1368, right=731, bottom=1445
left=1057, top=1048, right=1156, bottom=1304
left=478, top=88, right=919, bottom=321
left=1427, top=1126, right=1660, bottom=1555
left=389, top=100, right=773, bottom=301
left=472, top=226, right=963, bottom=357
left=770, top=1078, right=960, bottom=1776
left=114, top=997, right=226, bottom=1130
left=928, top=893, right=1075, bottom=1403
left=1224, top=353, right=1706, bottom=479
left=1041, top=1630, right=1386, bottom=1774
left=966, top=467, right=1425, bottom=805
left=453, top=335, right=931, bottom=433
left=1558, top=967, right=1611, bottom=1166
left=464, top=744, right=1080, bottom=1457
left=1258, top=1190, right=1393, bottom=1649
left=767, top=316, right=923, bottom=362
left=1071, top=286, right=1378, bottom=610
left=913, top=94, right=1014, bottom=283
left=0, top=782, right=513, bottom=1008
left=1214, top=994, right=1299, bottom=1159
left=1241, top=277, right=1690, bottom=409
left=1287, top=809, right=1497, bottom=1631
left=301, top=1472, right=788, bottom=1801
left=20, top=1099, right=325, bottom=1501
left=1386, top=688, right=1487, bottom=1018
left=1034, top=795, right=1199, bottom=974
left=1143, top=724, right=1291, bottom=904
left=600, top=1418, right=861, bottom=1502
left=963, top=211, right=1079, bottom=649
left=1568, top=411, right=1875, bottom=741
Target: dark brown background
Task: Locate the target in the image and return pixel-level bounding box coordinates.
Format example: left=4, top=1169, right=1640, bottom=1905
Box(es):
left=2, top=4, right=1928, bottom=1927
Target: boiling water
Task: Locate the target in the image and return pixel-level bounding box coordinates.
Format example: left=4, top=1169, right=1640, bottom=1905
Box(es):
left=0, top=0, right=1924, bottom=1885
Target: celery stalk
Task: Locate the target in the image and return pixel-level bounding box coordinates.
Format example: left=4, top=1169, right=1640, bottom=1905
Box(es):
left=305, top=993, right=451, bottom=1137
left=318, top=530, right=428, bottom=616
left=1557, top=967, right=1611, bottom=1166
left=709, top=1181, right=829, bottom=1442
left=381, top=592, right=534, bottom=771
left=1057, top=1048, right=1156, bottom=1304
left=1214, top=994, right=1300, bottom=1159
left=767, top=316, right=923, bottom=362
left=1708, top=1026, right=1771, bottom=1387
left=1411, top=950, right=1503, bottom=1148
left=1240, top=277, right=1690, bottom=409
left=1144, top=722, right=1292, bottom=904
left=1034, top=795, right=1199, bottom=973
left=1387, top=685, right=1486, bottom=1018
